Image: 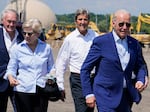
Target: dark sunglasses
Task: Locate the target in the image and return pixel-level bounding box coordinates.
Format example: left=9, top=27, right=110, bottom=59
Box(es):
left=22, top=32, right=34, bottom=36
left=118, top=22, right=131, bottom=28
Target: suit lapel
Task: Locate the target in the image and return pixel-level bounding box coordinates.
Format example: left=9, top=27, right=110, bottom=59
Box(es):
left=0, top=28, right=7, bottom=49
left=0, top=28, right=10, bottom=61
left=125, top=36, right=135, bottom=71
left=109, top=33, right=123, bottom=70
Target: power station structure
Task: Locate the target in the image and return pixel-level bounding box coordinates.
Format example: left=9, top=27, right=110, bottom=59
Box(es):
left=4, top=0, right=57, bottom=29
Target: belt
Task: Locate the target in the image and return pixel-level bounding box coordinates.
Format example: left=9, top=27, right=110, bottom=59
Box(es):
left=71, top=72, right=80, bottom=76
left=71, top=72, right=95, bottom=78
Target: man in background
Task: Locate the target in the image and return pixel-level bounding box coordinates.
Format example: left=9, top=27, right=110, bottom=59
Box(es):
left=0, top=9, right=24, bottom=112
left=55, top=8, right=99, bottom=112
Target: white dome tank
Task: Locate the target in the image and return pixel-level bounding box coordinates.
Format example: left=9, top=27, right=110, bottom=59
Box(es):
left=5, top=0, right=57, bottom=29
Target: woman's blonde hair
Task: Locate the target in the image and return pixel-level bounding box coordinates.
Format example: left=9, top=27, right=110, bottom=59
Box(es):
left=22, top=18, right=42, bottom=34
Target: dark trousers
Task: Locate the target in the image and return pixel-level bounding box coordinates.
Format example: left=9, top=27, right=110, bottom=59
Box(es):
left=0, top=92, right=8, bottom=112
left=14, top=86, right=48, bottom=112
left=116, top=89, right=132, bottom=112
left=0, top=86, right=16, bottom=112
left=70, top=73, right=94, bottom=112
left=97, top=89, right=132, bottom=112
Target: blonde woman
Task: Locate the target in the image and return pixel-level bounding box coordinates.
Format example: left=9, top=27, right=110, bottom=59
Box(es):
left=4, top=18, right=54, bottom=112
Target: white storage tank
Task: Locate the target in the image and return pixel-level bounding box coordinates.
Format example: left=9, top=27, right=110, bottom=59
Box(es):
left=5, top=0, right=57, bottom=29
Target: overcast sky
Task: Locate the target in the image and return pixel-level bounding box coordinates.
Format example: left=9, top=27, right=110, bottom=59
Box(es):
left=0, top=0, right=150, bottom=16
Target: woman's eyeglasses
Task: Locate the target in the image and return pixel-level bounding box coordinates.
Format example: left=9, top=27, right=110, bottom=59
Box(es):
left=118, top=22, right=131, bottom=28
left=22, top=32, right=34, bottom=36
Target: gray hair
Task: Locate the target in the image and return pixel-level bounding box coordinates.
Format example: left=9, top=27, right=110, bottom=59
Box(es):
left=22, top=18, right=42, bottom=34
left=74, top=8, right=90, bottom=21
left=112, top=9, right=131, bottom=22
left=1, top=9, right=19, bottom=21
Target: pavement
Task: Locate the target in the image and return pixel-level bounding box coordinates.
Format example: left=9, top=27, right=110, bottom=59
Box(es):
left=7, top=40, right=150, bottom=112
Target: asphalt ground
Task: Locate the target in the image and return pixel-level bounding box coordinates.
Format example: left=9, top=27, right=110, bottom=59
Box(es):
left=7, top=40, right=150, bottom=112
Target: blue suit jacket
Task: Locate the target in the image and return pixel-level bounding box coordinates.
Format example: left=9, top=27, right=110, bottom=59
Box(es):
left=80, top=32, right=147, bottom=108
left=0, top=27, right=24, bottom=92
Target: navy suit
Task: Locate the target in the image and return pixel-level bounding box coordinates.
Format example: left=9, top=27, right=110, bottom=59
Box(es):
left=0, top=27, right=24, bottom=112
left=80, top=32, right=147, bottom=111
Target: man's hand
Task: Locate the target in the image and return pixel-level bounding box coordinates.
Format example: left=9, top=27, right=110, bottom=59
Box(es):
left=86, top=96, right=96, bottom=108
left=135, top=76, right=149, bottom=92
left=8, top=75, right=19, bottom=87
left=135, top=81, right=144, bottom=92
left=60, top=90, right=66, bottom=102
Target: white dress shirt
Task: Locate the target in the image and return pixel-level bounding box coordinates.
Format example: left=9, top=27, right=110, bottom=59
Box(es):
left=55, top=28, right=99, bottom=90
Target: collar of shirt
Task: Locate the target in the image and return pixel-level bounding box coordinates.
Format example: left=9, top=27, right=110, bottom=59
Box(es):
left=20, top=39, right=46, bottom=55
left=113, top=30, right=128, bottom=52
left=112, top=30, right=127, bottom=43
left=20, top=39, right=44, bottom=47
left=75, top=28, right=90, bottom=37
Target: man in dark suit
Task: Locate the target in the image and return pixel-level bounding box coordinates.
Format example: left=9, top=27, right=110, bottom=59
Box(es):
left=0, top=9, right=24, bottom=112
left=80, top=9, right=148, bottom=112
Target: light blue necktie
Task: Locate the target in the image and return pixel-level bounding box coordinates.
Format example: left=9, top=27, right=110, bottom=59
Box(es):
left=120, top=40, right=126, bottom=56
left=118, top=39, right=128, bottom=70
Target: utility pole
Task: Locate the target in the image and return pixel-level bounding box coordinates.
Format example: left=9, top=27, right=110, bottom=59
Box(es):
left=10, top=0, right=27, bottom=22
left=95, top=14, right=98, bottom=26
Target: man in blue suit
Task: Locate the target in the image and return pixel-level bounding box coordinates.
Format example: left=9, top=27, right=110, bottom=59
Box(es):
left=80, top=9, right=148, bottom=112
left=0, top=9, right=24, bottom=112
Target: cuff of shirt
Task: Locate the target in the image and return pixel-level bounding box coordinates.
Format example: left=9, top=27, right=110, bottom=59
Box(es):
left=86, top=94, right=95, bottom=99
left=3, top=74, right=8, bottom=80
left=57, top=82, right=64, bottom=91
